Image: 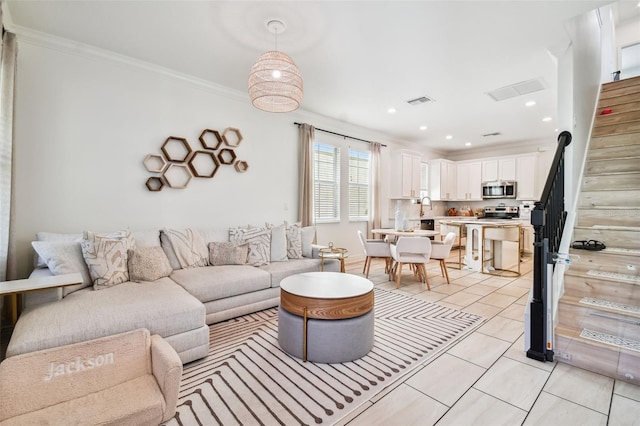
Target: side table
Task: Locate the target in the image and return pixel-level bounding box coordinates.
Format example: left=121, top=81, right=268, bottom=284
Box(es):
left=0, top=273, right=84, bottom=324
left=319, top=246, right=348, bottom=273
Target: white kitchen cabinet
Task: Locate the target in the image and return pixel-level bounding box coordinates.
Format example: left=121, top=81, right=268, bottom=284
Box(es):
left=482, top=157, right=516, bottom=182
left=516, top=155, right=537, bottom=199
left=455, top=161, right=482, bottom=200
left=429, top=159, right=456, bottom=201
left=401, top=152, right=422, bottom=198
left=391, top=151, right=422, bottom=198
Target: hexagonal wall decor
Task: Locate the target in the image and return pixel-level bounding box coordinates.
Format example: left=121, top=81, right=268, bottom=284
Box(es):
left=222, top=127, right=243, bottom=147
left=188, top=150, right=220, bottom=178
left=143, top=154, right=168, bottom=173
left=199, top=129, right=223, bottom=151
left=144, top=127, right=246, bottom=192
left=218, top=148, right=237, bottom=165
left=161, top=137, right=193, bottom=163
left=163, top=163, right=193, bottom=189
left=145, top=176, right=166, bottom=192
left=234, top=160, right=249, bottom=173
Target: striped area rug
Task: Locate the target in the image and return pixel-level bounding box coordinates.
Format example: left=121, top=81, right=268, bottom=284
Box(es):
left=164, top=289, right=483, bottom=426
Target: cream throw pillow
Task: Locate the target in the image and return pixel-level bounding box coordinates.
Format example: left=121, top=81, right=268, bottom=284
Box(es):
left=284, top=221, right=302, bottom=259
left=161, top=228, right=209, bottom=269
left=81, top=230, right=136, bottom=290
left=267, top=223, right=288, bottom=262
left=208, top=242, right=249, bottom=266
left=127, top=246, right=173, bottom=282
left=301, top=226, right=316, bottom=258
left=229, top=226, right=271, bottom=266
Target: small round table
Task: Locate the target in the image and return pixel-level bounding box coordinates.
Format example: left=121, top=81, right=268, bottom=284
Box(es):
left=278, top=272, right=374, bottom=363
left=319, top=247, right=348, bottom=272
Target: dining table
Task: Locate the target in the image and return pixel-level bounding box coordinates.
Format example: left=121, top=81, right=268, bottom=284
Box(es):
left=370, top=228, right=439, bottom=239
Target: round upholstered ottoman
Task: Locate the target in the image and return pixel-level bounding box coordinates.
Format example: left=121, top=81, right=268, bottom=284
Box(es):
left=278, top=307, right=374, bottom=363
left=278, top=272, right=375, bottom=363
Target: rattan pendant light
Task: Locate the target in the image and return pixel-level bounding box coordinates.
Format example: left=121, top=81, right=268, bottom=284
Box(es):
left=248, top=20, right=303, bottom=113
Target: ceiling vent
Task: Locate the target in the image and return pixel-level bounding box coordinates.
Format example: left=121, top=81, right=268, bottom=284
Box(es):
left=482, top=132, right=502, bottom=137
left=406, top=96, right=435, bottom=105
left=486, top=78, right=546, bottom=101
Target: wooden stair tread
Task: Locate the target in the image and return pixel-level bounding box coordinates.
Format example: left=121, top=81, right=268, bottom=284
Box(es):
left=560, top=295, right=640, bottom=319
left=578, top=206, right=640, bottom=210
left=564, top=268, right=640, bottom=285
left=574, top=225, right=640, bottom=232
left=555, top=325, right=640, bottom=353
left=602, top=75, right=640, bottom=91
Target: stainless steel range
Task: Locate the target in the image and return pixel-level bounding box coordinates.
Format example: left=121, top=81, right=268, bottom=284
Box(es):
left=483, top=205, right=519, bottom=220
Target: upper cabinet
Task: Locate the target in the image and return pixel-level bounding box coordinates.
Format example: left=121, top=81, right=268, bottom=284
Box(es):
left=482, top=158, right=516, bottom=182
left=391, top=150, right=422, bottom=198
left=429, top=159, right=456, bottom=201
left=455, top=161, right=482, bottom=200
left=516, top=155, right=538, bottom=199
left=401, top=152, right=422, bottom=198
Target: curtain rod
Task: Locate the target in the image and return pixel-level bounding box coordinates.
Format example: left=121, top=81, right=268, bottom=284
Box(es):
left=293, top=122, right=387, bottom=147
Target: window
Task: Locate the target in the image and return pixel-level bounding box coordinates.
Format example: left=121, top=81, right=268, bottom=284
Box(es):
left=313, top=142, right=340, bottom=222
left=348, top=149, right=370, bottom=220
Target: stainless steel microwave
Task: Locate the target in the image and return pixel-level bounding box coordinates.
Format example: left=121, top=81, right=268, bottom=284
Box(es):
left=482, top=181, right=517, bottom=199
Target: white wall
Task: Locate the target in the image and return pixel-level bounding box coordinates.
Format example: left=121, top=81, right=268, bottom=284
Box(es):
left=11, top=33, right=443, bottom=277
left=561, top=10, right=603, bottom=216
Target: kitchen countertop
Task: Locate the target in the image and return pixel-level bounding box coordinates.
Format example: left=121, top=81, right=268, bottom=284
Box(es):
left=440, top=218, right=524, bottom=225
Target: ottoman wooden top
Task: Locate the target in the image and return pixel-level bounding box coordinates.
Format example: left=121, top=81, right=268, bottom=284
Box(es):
left=280, top=272, right=373, bottom=299
left=280, top=272, right=374, bottom=320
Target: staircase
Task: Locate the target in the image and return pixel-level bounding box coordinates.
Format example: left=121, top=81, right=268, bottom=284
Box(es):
left=555, top=75, right=640, bottom=385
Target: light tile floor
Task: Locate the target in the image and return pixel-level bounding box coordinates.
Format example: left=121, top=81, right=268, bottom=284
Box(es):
left=338, top=251, right=640, bottom=426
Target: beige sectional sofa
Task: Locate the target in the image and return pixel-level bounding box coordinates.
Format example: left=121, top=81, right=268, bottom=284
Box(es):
left=7, top=225, right=338, bottom=365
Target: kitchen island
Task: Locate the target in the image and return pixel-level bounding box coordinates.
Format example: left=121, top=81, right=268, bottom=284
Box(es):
left=440, top=219, right=522, bottom=276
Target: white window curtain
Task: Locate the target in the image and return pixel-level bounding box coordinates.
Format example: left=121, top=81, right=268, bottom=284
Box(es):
left=369, top=142, right=382, bottom=235
left=0, top=31, right=17, bottom=283
left=298, top=123, right=315, bottom=227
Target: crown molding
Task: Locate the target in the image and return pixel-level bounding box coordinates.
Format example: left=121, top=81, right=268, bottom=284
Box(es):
left=6, top=23, right=249, bottom=104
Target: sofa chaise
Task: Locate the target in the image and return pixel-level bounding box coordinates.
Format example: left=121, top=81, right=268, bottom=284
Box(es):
left=6, top=224, right=338, bottom=365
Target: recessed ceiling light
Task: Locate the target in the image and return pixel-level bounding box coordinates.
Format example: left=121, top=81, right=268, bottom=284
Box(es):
left=465, top=142, right=472, bottom=147
left=446, top=135, right=453, bottom=140
left=387, top=107, right=396, bottom=114
left=419, top=125, right=427, bottom=131
left=542, top=117, right=552, bottom=122
left=525, top=100, right=536, bottom=107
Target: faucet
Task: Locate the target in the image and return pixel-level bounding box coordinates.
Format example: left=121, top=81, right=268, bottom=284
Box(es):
left=419, top=196, right=432, bottom=217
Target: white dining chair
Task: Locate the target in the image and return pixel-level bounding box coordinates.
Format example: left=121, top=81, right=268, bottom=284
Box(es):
left=430, top=232, right=456, bottom=284
left=357, top=230, right=392, bottom=278
left=389, top=237, right=432, bottom=290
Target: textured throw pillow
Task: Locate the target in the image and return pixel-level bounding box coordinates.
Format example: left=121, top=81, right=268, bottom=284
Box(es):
left=301, top=226, right=316, bottom=258
left=31, top=241, right=93, bottom=295
left=284, top=221, right=302, bottom=259
left=208, top=242, right=249, bottom=266
left=81, top=230, right=136, bottom=290
left=267, top=223, right=288, bottom=262
left=127, top=246, right=173, bottom=282
left=229, top=226, right=271, bottom=266
left=161, top=228, right=209, bottom=269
